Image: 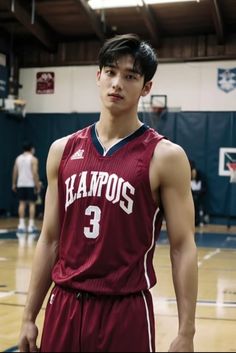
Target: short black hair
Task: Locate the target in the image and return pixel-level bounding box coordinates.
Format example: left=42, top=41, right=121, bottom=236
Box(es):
left=23, top=142, right=33, bottom=152
left=98, top=33, right=158, bottom=85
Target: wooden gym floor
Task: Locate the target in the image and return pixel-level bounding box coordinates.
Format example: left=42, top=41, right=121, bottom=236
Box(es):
left=0, top=218, right=236, bottom=352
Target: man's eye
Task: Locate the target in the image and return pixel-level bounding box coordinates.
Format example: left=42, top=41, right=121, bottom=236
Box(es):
left=126, top=75, right=136, bottom=80
left=106, top=70, right=114, bottom=75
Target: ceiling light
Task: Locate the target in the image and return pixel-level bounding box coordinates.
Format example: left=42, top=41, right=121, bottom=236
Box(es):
left=146, top=0, right=200, bottom=4
left=88, top=0, right=200, bottom=9
left=88, top=0, right=143, bottom=10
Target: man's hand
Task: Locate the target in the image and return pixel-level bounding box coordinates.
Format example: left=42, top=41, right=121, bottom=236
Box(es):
left=18, top=321, right=39, bottom=352
left=168, top=334, right=194, bottom=352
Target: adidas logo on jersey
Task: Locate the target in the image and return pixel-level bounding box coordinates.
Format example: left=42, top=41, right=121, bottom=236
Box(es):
left=71, top=149, right=84, bottom=160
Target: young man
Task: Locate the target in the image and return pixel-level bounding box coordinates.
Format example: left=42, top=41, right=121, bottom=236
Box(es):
left=18, top=34, right=198, bottom=352
left=12, top=142, right=41, bottom=239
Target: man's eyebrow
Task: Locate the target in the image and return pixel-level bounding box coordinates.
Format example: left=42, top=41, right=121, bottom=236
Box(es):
left=104, top=64, right=141, bottom=75
left=104, top=64, right=116, bottom=68
left=125, top=68, right=141, bottom=75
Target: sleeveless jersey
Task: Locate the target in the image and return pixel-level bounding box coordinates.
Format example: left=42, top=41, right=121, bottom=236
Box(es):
left=16, top=153, right=35, bottom=187
left=52, top=124, right=164, bottom=295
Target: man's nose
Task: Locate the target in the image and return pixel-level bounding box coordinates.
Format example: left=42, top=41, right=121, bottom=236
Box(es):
left=112, top=75, right=122, bottom=90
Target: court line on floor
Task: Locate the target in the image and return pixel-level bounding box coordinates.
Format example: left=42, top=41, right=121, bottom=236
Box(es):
left=156, top=312, right=236, bottom=322
left=0, top=291, right=15, bottom=298
left=155, top=296, right=236, bottom=308
left=3, top=345, right=18, bottom=352
left=198, top=248, right=221, bottom=267
left=164, top=297, right=236, bottom=308
left=0, top=302, right=46, bottom=310
left=0, top=302, right=26, bottom=308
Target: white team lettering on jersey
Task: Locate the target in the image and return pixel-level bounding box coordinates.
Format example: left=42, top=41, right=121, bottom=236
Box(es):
left=65, top=171, right=135, bottom=214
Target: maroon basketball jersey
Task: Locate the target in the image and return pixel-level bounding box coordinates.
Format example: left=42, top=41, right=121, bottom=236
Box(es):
left=52, top=124, right=164, bottom=294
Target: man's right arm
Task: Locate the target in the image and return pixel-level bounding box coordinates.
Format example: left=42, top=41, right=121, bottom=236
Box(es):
left=18, top=137, right=69, bottom=352
left=31, top=157, right=40, bottom=193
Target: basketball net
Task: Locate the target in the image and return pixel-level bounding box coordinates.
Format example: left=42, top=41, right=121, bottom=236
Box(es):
left=151, top=105, right=165, bottom=118
left=227, top=162, right=236, bottom=183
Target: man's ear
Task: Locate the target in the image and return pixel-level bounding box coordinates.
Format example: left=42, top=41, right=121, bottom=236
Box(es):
left=96, top=70, right=101, bottom=86
left=141, top=81, right=152, bottom=97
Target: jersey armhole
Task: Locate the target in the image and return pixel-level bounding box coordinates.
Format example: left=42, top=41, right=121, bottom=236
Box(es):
left=60, top=132, right=78, bottom=161
left=152, top=135, right=167, bottom=215
left=141, top=134, right=167, bottom=211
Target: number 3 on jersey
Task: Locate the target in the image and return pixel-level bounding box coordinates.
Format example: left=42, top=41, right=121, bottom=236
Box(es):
left=84, top=206, right=101, bottom=239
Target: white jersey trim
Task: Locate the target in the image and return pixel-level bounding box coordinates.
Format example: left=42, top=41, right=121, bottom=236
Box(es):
left=95, top=126, right=122, bottom=157
left=142, top=291, right=153, bottom=352
left=94, top=123, right=145, bottom=157
left=144, top=207, right=160, bottom=289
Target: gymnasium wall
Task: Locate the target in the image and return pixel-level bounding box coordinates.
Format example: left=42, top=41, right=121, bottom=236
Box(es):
left=0, top=60, right=235, bottom=221
left=19, top=60, right=236, bottom=113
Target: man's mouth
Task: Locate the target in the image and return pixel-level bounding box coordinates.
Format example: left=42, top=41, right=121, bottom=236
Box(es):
left=108, top=93, right=124, bottom=100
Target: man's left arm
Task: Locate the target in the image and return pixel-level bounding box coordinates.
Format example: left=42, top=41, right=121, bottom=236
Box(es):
left=156, top=142, right=198, bottom=352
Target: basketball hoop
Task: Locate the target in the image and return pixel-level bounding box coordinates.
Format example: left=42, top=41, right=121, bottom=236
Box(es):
left=227, top=162, right=236, bottom=183
left=151, top=105, right=165, bottom=117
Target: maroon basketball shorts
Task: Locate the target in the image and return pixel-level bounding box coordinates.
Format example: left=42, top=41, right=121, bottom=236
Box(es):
left=40, top=285, right=155, bottom=352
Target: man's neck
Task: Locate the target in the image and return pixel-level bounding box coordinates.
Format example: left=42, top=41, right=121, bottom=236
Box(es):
left=98, top=109, right=142, bottom=139
left=96, top=112, right=143, bottom=151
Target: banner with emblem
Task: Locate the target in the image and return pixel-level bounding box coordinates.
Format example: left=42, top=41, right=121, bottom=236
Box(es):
left=36, top=72, right=55, bottom=94
left=217, top=68, right=236, bottom=93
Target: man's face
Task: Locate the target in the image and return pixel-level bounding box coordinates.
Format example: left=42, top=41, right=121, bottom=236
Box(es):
left=97, top=55, right=152, bottom=114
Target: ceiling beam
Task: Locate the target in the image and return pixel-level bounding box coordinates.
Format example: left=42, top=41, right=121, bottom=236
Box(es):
left=74, top=0, right=106, bottom=42
left=210, top=0, right=225, bottom=45
left=139, top=0, right=160, bottom=48
left=7, top=0, right=57, bottom=51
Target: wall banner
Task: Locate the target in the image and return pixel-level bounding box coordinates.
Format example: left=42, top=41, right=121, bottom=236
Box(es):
left=36, top=72, right=55, bottom=94
left=217, top=68, right=236, bottom=93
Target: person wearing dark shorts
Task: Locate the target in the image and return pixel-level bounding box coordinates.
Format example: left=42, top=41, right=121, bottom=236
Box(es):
left=17, top=187, right=37, bottom=203
left=18, top=34, right=198, bottom=352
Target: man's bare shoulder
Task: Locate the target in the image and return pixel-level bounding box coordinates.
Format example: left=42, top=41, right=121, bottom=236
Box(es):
left=47, top=134, right=73, bottom=172
left=153, top=139, right=190, bottom=183
left=49, top=134, right=72, bottom=156
left=154, top=139, right=186, bottom=162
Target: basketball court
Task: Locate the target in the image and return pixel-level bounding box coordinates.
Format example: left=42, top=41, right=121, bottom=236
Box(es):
left=0, top=220, right=236, bottom=352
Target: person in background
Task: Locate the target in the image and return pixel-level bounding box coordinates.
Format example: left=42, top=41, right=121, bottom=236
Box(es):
left=190, top=160, right=207, bottom=226
left=12, top=142, right=41, bottom=239
left=35, top=178, right=46, bottom=220
left=18, top=34, right=198, bottom=352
